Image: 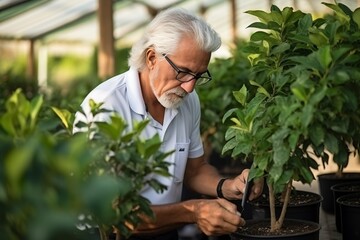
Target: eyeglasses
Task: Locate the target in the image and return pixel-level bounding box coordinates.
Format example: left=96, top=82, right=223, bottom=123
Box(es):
left=162, top=54, right=212, bottom=86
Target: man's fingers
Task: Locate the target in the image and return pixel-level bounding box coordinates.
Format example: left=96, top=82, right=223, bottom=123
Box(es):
left=217, top=198, right=239, bottom=215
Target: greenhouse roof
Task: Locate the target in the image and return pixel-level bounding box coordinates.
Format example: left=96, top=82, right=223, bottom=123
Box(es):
left=0, top=0, right=358, bottom=45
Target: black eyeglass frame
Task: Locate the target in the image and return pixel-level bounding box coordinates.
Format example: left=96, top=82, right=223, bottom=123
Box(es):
left=162, top=54, right=212, bottom=86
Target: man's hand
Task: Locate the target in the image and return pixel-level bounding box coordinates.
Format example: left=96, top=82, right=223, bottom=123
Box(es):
left=193, top=198, right=245, bottom=236
left=222, top=169, right=264, bottom=200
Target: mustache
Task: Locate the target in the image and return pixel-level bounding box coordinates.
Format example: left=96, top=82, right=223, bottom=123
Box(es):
left=166, top=87, right=187, bottom=97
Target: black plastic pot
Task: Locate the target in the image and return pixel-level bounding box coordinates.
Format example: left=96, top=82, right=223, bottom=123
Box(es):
left=249, top=190, right=322, bottom=223
left=230, top=219, right=320, bottom=240
left=337, top=192, right=360, bottom=240
left=317, top=172, right=360, bottom=214
left=330, top=181, right=360, bottom=232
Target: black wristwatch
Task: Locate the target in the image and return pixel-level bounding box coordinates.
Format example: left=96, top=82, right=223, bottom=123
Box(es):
left=216, top=178, right=228, bottom=198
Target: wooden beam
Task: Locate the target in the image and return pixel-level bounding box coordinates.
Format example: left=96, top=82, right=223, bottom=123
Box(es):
left=230, top=0, right=237, bottom=44
left=97, top=0, right=115, bottom=79
left=26, top=39, right=35, bottom=80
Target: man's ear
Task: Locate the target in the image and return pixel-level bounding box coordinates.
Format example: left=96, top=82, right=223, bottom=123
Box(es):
left=146, top=48, right=157, bottom=69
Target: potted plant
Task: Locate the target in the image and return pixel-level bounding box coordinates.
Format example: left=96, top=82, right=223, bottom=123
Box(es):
left=0, top=89, right=172, bottom=240
left=306, top=2, right=360, bottom=214
left=197, top=42, right=251, bottom=176
left=222, top=1, right=360, bottom=238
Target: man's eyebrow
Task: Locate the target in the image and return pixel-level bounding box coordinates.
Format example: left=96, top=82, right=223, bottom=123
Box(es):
left=177, top=65, right=208, bottom=75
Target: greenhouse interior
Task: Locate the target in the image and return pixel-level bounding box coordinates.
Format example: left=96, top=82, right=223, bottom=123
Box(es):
left=1, top=0, right=360, bottom=240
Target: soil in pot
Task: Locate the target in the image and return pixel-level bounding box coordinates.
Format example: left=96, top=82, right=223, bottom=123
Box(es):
left=330, top=181, right=360, bottom=232
left=230, top=219, right=320, bottom=240
left=337, top=192, right=360, bottom=240
left=248, top=190, right=322, bottom=223
left=317, top=172, right=360, bottom=214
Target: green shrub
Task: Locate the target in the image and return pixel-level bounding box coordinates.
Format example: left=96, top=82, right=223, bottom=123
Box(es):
left=0, top=89, right=172, bottom=240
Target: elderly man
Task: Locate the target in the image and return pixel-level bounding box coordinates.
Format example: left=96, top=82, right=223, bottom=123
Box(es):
left=76, top=7, right=262, bottom=240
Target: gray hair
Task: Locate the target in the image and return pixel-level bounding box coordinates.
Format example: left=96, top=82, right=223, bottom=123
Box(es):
left=128, top=8, right=222, bottom=71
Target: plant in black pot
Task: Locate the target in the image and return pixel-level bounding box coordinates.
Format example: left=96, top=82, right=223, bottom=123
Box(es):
left=308, top=2, right=360, bottom=214
left=222, top=1, right=360, bottom=239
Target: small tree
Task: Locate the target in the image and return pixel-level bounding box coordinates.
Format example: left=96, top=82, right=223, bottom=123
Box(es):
left=55, top=100, right=173, bottom=239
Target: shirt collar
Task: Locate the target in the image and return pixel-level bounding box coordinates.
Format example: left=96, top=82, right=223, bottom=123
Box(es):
left=126, top=67, right=147, bottom=116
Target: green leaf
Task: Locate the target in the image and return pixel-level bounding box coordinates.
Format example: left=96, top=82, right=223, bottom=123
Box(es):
left=299, top=165, right=314, bottom=183
left=309, top=125, right=325, bottom=147
left=297, top=14, right=313, bottom=33
left=273, top=144, right=290, bottom=167
left=291, top=85, right=308, bottom=102
left=309, top=84, right=327, bottom=105
left=250, top=31, right=270, bottom=42
left=267, top=5, right=283, bottom=25
left=224, top=127, right=236, bottom=141
left=5, top=142, right=34, bottom=197
left=271, top=42, right=290, bottom=55
left=247, top=22, right=269, bottom=30
left=52, top=107, right=73, bottom=130
left=317, top=46, right=332, bottom=70
left=333, top=143, right=349, bottom=168
left=222, top=138, right=238, bottom=154
left=309, top=30, right=329, bottom=47
left=353, top=8, right=360, bottom=28
left=249, top=80, right=270, bottom=98
left=301, top=104, right=314, bottom=128
left=134, top=119, right=150, bottom=133
left=288, top=132, right=300, bottom=150
left=0, top=113, right=16, bottom=136
left=29, top=95, right=43, bottom=130
left=246, top=10, right=273, bottom=23
left=232, top=85, right=247, bottom=106
left=222, top=108, right=237, bottom=123
left=324, top=133, right=339, bottom=154
left=269, top=165, right=283, bottom=183
left=322, top=2, right=351, bottom=24
left=140, top=134, right=162, bottom=158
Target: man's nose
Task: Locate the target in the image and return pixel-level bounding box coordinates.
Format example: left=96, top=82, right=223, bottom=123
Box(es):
left=180, top=79, right=196, bottom=93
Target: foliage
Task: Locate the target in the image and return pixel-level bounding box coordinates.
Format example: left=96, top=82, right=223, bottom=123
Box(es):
left=56, top=99, right=173, bottom=238
left=198, top=41, right=251, bottom=159
left=0, top=89, right=172, bottom=240
left=222, top=1, right=360, bottom=231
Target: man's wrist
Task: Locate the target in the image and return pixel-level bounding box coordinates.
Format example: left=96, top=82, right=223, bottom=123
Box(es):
left=216, top=178, right=229, bottom=199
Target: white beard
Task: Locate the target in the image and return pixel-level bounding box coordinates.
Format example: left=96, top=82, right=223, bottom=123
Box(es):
left=150, top=69, right=187, bottom=109
left=158, top=87, right=187, bottom=109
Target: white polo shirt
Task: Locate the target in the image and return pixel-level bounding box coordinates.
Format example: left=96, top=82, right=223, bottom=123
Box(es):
left=76, top=68, right=204, bottom=204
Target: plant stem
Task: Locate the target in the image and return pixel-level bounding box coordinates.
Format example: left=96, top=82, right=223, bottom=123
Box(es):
left=268, top=183, right=276, bottom=232
left=99, top=225, right=109, bottom=240
left=269, top=180, right=292, bottom=232
left=277, top=181, right=292, bottom=229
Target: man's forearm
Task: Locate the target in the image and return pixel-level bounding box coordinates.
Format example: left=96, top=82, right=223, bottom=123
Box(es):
left=132, top=200, right=197, bottom=235
left=185, top=160, right=222, bottom=197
